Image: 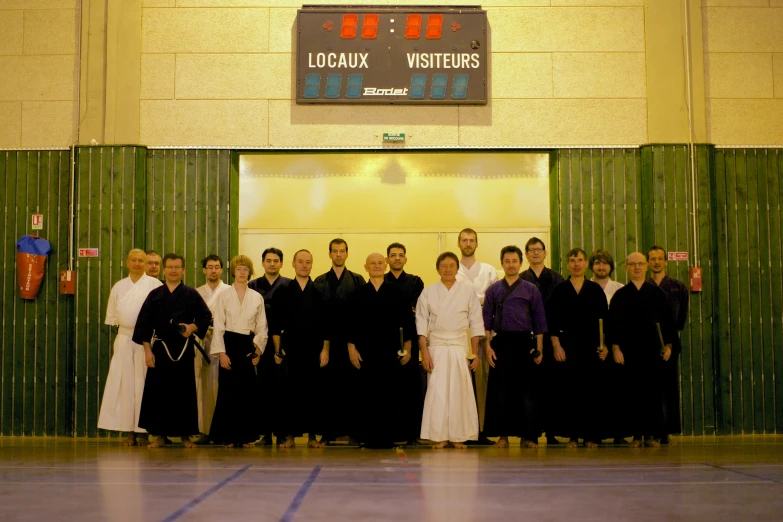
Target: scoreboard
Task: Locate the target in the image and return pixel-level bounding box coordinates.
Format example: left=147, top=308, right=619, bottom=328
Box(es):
left=296, top=6, right=488, bottom=105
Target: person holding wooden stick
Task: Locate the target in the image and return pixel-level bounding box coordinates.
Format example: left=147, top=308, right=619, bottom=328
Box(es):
left=547, top=248, right=610, bottom=448
left=608, top=252, right=676, bottom=448
left=647, top=246, right=689, bottom=445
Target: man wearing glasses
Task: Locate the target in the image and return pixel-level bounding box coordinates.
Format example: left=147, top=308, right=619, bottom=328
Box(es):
left=607, top=252, right=676, bottom=448
left=133, top=253, right=212, bottom=448
left=520, top=237, right=564, bottom=444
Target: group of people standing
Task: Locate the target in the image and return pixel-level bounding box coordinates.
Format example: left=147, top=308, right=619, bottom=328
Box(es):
left=96, top=228, right=688, bottom=450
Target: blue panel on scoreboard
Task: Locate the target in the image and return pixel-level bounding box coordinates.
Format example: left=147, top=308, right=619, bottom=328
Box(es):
left=409, top=74, right=427, bottom=100
left=430, top=74, right=447, bottom=100
left=324, top=73, right=343, bottom=98
left=346, top=74, right=364, bottom=98
left=451, top=74, right=469, bottom=100
left=303, top=74, right=321, bottom=99
left=296, top=6, right=487, bottom=105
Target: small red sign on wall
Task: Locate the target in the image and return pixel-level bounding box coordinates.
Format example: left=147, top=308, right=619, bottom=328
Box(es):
left=78, top=248, right=99, bottom=257
left=668, top=252, right=688, bottom=261
left=31, top=214, right=43, bottom=230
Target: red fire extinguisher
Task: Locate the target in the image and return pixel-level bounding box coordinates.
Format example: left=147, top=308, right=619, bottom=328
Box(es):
left=690, top=266, right=702, bottom=292
left=16, top=235, right=51, bottom=299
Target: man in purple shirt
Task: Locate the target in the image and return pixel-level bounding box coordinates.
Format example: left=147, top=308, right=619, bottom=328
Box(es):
left=483, top=245, right=547, bottom=448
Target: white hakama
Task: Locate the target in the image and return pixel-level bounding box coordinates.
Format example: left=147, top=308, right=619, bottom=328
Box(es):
left=416, top=281, right=484, bottom=442
left=97, top=274, right=162, bottom=433
left=196, top=281, right=229, bottom=435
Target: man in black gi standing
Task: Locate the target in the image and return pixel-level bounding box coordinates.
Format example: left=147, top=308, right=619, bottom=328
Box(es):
left=647, top=246, right=689, bottom=445
left=383, top=242, right=425, bottom=445
left=249, top=247, right=291, bottom=446
left=314, top=238, right=365, bottom=445
left=134, top=253, right=212, bottom=448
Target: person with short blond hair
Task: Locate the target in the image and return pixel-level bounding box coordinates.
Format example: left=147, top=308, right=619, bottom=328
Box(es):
left=208, top=254, right=268, bottom=447
left=98, top=249, right=162, bottom=446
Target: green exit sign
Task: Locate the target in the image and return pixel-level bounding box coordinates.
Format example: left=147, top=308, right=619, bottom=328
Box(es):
left=383, top=133, right=405, bottom=142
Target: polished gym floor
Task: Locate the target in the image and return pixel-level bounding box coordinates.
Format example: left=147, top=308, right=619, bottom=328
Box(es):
left=0, top=436, right=781, bottom=521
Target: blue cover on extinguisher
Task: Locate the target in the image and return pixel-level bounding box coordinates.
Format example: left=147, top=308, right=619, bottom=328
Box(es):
left=17, top=235, right=51, bottom=256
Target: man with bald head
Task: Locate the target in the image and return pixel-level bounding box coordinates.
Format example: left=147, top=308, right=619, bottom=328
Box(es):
left=98, top=249, right=162, bottom=445
left=347, top=253, right=415, bottom=448
left=608, top=252, right=676, bottom=448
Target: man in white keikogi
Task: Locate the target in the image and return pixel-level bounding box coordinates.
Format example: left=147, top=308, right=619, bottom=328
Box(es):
left=417, top=252, right=484, bottom=448
left=194, top=254, right=230, bottom=442
left=98, top=249, right=162, bottom=446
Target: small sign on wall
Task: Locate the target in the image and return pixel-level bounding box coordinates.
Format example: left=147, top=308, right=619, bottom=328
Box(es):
left=668, top=251, right=688, bottom=261
left=78, top=248, right=99, bottom=257
left=31, top=214, right=43, bottom=230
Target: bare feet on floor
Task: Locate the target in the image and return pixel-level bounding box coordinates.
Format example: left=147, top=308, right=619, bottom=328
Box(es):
left=645, top=439, right=661, bottom=448
left=452, top=442, right=468, bottom=449
left=493, top=437, right=509, bottom=448
left=279, top=437, right=295, bottom=448
left=308, top=439, right=324, bottom=449
left=147, top=436, right=167, bottom=448
left=585, top=441, right=599, bottom=448
left=136, top=435, right=149, bottom=447
left=122, top=434, right=137, bottom=447
left=182, top=439, right=196, bottom=449
left=628, top=439, right=642, bottom=448
left=520, top=439, right=538, bottom=448
left=566, top=439, right=579, bottom=448
left=432, top=441, right=449, bottom=449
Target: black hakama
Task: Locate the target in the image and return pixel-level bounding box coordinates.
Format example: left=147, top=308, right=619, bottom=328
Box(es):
left=209, top=331, right=260, bottom=446
left=483, top=331, right=540, bottom=441
left=608, top=281, right=676, bottom=439
left=650, top=276, right=689, bottom=436
left=134, top=282, right=212, bottom=437
left=547, top=279, right=610, bottom=443
left=248, top=275, right=291, bottom=439
left=272, top=278, right=327, bottom=438
left=347, top=282, right=415, bottom=448
left=314, top=268, right=365, bottom=440
left=384, top=271, right=425, bottom=442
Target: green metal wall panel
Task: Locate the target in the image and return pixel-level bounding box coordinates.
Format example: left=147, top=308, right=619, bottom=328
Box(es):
left=641, top=144, right=717, bottom=435
left=553, top=148, right=642, bottom=280
left=555, top=146, right=717, bottom=435
left=73, top=146, right=147, bottom=437
left=2, top=145, right=780, bottom=437
left=713, top=148, right=783, bottom=433
left=0, top=150, right=74, bottom=436
left=146, top=149, right=236, bottom=287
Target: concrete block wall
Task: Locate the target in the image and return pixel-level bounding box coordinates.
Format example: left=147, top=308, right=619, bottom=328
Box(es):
left=703, top=1, right=783, bottom=144
left=0, top=1, right=78, bottom=148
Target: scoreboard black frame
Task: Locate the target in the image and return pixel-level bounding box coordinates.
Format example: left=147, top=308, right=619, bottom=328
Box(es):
left=296, top=5, right=488, bottom=105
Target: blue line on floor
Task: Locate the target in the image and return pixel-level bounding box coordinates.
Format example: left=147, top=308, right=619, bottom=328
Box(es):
left=279, top=465, right=323, bottom=522
left=703, top=463, right=783, bottom=485
left=160, top=464, right=252, bottom=522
